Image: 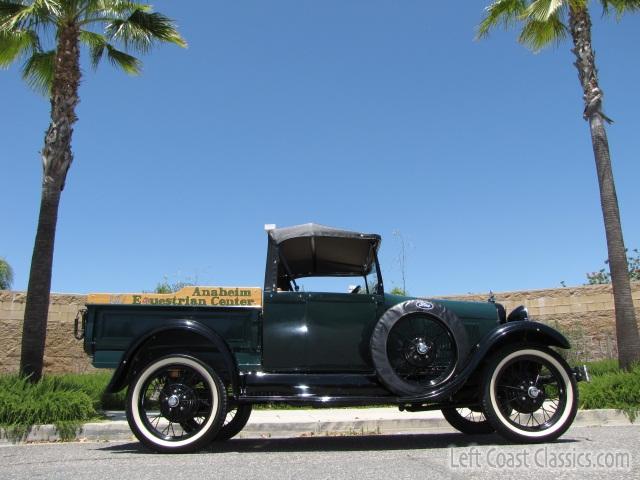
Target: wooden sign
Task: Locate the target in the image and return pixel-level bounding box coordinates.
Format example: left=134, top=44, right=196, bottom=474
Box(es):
left=86, top=286, right=262, bottom=308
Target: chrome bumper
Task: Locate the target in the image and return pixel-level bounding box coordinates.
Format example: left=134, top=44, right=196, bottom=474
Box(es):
left=572, top=365, right=590, bottom=383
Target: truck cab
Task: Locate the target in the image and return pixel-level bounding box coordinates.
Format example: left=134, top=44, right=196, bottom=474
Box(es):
left=262, top=223, right=384, bottom=372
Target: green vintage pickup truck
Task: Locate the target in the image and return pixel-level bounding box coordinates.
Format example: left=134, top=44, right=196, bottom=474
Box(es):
left=79, top=223, right=587, bottom=453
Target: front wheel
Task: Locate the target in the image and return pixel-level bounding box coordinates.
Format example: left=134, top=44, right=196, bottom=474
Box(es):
left=126, top=355, right=227, bottom=453
left=481, top=345, right=578, bottom=443
left=214, top=404, right=253, bottom=441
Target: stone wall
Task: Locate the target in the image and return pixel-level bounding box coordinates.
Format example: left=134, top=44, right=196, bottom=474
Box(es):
left=0, top=292, right=95, bottom=374
left=1, top=283, right=639, bottom=374
left=439, top=282, right=640, bottom=363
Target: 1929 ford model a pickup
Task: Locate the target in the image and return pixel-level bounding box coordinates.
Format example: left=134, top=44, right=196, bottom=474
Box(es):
left=81, top=223, right=587, bottom=453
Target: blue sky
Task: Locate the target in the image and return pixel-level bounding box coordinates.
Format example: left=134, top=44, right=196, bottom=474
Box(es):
left=2, top=1, right=639, bottom=297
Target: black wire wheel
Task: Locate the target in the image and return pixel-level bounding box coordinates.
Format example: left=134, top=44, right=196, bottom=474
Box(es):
left=371, top=300, right=470, bottom=396
left=441, top=407, right=495, bottom=435
left=481, top=345, right=578, bottom=443
left=126, top=355, right=227, bottom=453
left=213, top=404, right=253, bottom=441
left=387, top=315, right=457, bottom=384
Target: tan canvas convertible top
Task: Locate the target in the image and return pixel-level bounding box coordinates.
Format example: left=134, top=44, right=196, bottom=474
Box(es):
left=86, top=286, right=262, bottom=308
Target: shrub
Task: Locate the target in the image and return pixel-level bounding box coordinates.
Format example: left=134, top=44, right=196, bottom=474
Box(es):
left=53, top=372, right=126, bottom=410
left=583, top=359, right=619, bottom=377
left=0, top=375, right=96, bottom=440
left=578, top=363, right=640, bottom=421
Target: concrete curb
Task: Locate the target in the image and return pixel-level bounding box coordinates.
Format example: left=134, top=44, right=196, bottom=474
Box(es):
left=0, top=409, right=636, bottom=445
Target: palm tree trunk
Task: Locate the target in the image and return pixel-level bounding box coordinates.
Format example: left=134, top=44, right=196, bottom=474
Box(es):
left=20, top=185, right=62, bottom=380
left=20, top=23, right=81, bottom=382
left=569, top=6, right=640, bottom=370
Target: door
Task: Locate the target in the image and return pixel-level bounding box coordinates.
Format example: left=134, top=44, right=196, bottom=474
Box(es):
left=262, top=289, right=379, bottom=372
left=304, top=292, right=378, bottom=371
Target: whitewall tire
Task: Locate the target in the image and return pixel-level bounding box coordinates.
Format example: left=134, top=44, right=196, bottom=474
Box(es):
left=481, top=345, right=577, bottom=443
left=126, top=355, right=227, bottom=453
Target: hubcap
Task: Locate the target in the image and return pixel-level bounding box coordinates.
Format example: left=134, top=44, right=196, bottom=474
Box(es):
left=159, top=383, right=198, bottom=422
left=528, top=386, right=541, bottom=398
left=416, top=341, right=430, bottom=355
left=405, top=337, right=436, bottom=366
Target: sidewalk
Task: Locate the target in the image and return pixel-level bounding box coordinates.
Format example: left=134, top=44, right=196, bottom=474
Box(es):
left=1, top=408, right=636, bottom=444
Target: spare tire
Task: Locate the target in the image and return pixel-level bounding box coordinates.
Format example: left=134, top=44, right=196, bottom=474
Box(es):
left=370, top=300, right=470, bottom=396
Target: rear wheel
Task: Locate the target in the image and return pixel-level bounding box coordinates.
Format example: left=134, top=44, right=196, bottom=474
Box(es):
left=126, top=355, right=227, bottom=453
left=441, top=407, right=495, bottom=435
left=481, top=345, right=577, bottom=443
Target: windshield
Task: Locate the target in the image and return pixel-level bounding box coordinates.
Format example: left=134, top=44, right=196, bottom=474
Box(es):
left=364, top=259, right=381, bottom=295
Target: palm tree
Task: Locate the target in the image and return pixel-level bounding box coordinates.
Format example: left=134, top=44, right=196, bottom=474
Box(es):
left=1, top=0, right=186, bottom=381
left=478, top=0, right=640, bottom=369
left=0, top=258, right=14, bottom=290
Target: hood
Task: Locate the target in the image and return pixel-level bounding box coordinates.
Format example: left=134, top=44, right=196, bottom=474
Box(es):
left=384, top=293, right=500, bottom=323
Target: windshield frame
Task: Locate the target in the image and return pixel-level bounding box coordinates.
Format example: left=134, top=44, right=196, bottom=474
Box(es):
left=364, top=253, right=384, bottom=295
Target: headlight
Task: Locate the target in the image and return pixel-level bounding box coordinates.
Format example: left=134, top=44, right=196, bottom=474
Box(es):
left=507, top=305, right=529, bottom=322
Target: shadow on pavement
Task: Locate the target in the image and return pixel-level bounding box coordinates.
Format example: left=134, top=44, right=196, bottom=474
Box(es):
left=98, top=432, right=578, bottom=455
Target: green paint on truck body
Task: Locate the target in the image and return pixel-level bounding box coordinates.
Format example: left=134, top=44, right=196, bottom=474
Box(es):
left=384, top=293, right=500, bottom=345
left=86, top=292, right=499, bottom=374
left=85, top=304, right=260, bottom=371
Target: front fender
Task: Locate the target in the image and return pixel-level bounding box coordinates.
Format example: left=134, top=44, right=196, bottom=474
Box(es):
left=105, top=319, right=238, bottom=395
left=473, top=320, right=570, bottom=352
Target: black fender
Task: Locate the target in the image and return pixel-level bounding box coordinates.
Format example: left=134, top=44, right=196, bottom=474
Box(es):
left=399, top=320, right=570, bottom=403
left=105, top=319, right=238, bottom=395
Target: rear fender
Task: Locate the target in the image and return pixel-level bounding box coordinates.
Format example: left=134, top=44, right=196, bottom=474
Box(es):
left=105, top=319, right=238, bottom=395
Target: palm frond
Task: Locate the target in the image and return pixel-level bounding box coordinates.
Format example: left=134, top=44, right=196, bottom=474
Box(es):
left=0, top=0, right=60, bottom=31
left=524, top=0, right=566, bottom=22
left=105, top=9, right=186, bottom=52
left=518, top=13, right=567, bottom=50
left=33, top=0, right=61, bottom=16
left=83, top=0, right=150, bottom=18
left=21, top=48, right=54, bottom=94
left=0, top=1, right=26, bottom=20
left=84, top=30, right=142, bottom=74
left=601, top=0, right=640, bottom=18
left=0, top=1, right=30, bottom=30
left=80, top=29, right=107, bottom=69
left=477, top=0, right=528, bottom=38
left=105, top=43, right=140, bottom=74
left=0, top=28, right=39, bottom=67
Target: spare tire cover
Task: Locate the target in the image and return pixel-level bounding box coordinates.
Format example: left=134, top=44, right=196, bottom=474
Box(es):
left=370, top=300, right=470, bottom=396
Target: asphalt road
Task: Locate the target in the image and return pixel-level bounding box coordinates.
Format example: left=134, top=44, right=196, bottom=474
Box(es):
left=1, top=425, right=638, bottom=480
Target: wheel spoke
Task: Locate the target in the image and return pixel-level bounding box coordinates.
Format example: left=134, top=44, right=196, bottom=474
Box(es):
left=136, top=361, right=218, bottom=444
left=492, top=353, right=569, bottom=434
